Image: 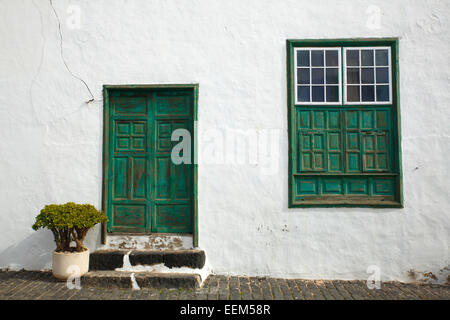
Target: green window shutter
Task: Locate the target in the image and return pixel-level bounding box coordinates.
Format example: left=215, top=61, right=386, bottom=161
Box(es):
left=287, top=39, right=403, bottom=208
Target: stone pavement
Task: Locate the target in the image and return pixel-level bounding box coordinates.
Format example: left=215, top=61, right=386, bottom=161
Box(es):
left=0, top=271, right=448, bottom=300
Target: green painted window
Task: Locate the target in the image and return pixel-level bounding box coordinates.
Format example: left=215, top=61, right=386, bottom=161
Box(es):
left=287, top=39, right=403, bottom=208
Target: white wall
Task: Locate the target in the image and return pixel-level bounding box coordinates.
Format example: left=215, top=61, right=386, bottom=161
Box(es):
left=0, top=0, right=449, bottom=282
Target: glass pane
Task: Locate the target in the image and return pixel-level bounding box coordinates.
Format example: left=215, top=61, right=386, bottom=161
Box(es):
left=362, top=85, right=375, bottom=102
left=297, top=50, right=310, bottom=67
left=311, top=50, right=324, bottom=67
left=376, top=67, right=389, bottom=83
left=376, top=49, right=389, bottom=66
left=346, top=50, right=359, bottom=66
left=312, top=86, right=325, bottom=102
left=347, top=68, right=360, bottom=84
left=347, top=86, right=360, bottom=102
left=312, top=68, right=324, bottom=84
left=361, top=68, right=375, bottom=84
left=326, top=68, right=339, bottom=84
left=361, top=50, right=374, bottom=66
left=326, top=86, right=339, bottom=102
left=297, top=68, right=310, bottom=84
left=298, top=86, right=310, bottom=102
left=376, top=85, right=390, bottom=102
left=326, top=50, right=338, bottom=66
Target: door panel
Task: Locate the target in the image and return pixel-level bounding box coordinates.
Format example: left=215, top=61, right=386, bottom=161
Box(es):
left=155, top=93, right=191, bottom=117
left=106, top=88, right=194, bottom=234
left=112, top=157, right=128, bottom=200
left=154, top=204, right=192, bottom=233
left=151, top=91, right=193, bottom=233
left=113, top=96, right=148, bottom=116
left=132, top=157, right=147, bottom=199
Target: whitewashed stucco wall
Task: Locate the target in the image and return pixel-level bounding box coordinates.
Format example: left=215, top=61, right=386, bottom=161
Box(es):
left=0, top=0, right=449, bottom=282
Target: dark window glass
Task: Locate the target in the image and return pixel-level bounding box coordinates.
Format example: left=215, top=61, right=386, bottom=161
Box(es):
left=376, top=67, right=389, bottom=83
left=346, top=50, right=359, bottom=66
left=298, top=86, right=310, bottom=102
left=362, top=85, right=375, bottom=101
left=326, top=68, right=339, bottom=84
left=326, top=50, right=338, bottom=66
left=311, top=50, right=324, bottom=67
left=312, top=86, right=325, bottom=102
left=376, top=49, right=389, bottom=66
left=376, top=85, right=390, bottom=102
left=361, top=50, right=374, bottom=66
left=297, top=68, right=310, bottom=84
left=297, top=50, right=310, bottom=67
left=347, top=68, right=360, bottom=84
left=361, top=68, right=375, bottom=84
left=312, top=68, right=324, bottom=84
left=326, top=86, right=339, bottom=102
left=347, top=86, right=360, bottom=102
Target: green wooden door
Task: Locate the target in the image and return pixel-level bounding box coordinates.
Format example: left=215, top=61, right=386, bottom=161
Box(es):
left=105, top=87, right=194, bottom=233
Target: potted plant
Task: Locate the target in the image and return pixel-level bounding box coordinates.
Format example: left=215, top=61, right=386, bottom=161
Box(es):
left=32, top=202, right=107, bottom=280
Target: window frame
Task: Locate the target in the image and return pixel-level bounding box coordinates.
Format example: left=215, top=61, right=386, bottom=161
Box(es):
left=343, top=46, right=393, bottom=105
left=287, top=38, right=403, bottom=208
left=294, top=47, right=343, bottom=105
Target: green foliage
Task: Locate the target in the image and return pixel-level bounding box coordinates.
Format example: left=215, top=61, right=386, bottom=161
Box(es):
left=32, top=202, right=108, bottom=252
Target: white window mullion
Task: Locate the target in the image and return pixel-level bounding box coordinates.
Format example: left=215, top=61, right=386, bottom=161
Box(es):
left=309, top=49, right=312, bottom=103
left=343, top=46, right=392, bottom=105
left=359, top=50, right=362, bottom=103
left=294, top=47, right=342, bottom=105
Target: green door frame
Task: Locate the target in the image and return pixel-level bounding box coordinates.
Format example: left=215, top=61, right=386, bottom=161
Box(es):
left=101, top=84, right=199, bottom=247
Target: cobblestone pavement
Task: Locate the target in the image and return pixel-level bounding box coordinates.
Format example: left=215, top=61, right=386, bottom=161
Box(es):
left=0, top=271, right=448, bottom=300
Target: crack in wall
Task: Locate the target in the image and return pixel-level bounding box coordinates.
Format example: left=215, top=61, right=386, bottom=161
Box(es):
left=48, top=0, right=96, bottom=104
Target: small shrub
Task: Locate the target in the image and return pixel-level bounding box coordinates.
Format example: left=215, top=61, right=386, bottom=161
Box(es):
left=32, top=202, right=108, bottom=252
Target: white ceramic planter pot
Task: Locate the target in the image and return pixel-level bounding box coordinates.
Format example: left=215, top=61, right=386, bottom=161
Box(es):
left=52, top=249, right=90, bottom=281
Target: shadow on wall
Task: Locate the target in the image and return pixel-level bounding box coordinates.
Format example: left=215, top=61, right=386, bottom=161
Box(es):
left=0, top=229, right=54, bottom=270
left=0, top=225, right=102, bottom=271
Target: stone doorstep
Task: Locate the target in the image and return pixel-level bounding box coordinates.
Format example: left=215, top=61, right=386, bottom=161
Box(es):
left=89, top=249, right=206, bottom=271
left=130, top=250, right=206, bottom=269
left=89, top=250, right=124, bottom=271
left=81, top=271, right=201, bottom=289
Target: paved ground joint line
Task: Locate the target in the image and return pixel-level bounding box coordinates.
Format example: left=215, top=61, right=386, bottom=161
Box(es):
left=0, top=271, right=448, bottom=300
